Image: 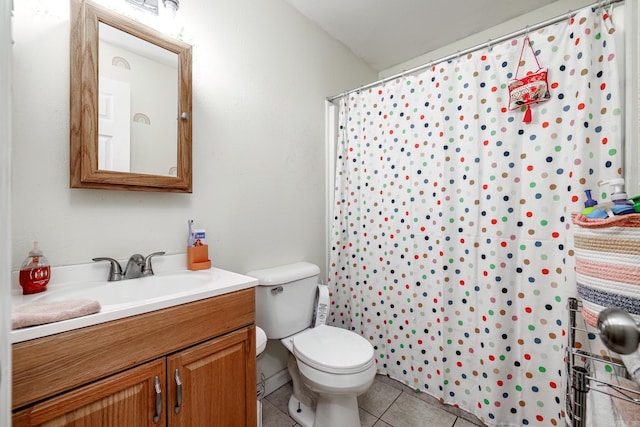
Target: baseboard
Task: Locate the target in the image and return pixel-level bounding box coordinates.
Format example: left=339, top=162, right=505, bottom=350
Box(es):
left=263, top=368, right=291, bottom=397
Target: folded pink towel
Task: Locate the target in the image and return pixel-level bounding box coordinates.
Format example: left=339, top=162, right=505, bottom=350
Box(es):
left=12, top=299, right=101, bottom=329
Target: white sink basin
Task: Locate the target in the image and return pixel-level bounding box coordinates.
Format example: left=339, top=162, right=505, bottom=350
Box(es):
left=29, top=271, right=214, bottom=307
left=11, top=255, right=258, bottom=343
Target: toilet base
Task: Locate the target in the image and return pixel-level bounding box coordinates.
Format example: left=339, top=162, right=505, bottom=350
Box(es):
left=288, top=393, right=361, bottom=427
left=288, top=395, right=315, bottom=427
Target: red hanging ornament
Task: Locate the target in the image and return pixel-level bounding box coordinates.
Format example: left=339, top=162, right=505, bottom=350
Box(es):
left=508, top=36, right=551, bottom=124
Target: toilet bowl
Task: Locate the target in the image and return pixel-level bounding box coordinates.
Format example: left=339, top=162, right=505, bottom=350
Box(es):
left=247, top=262, right=376, bottom=427
left=282, top=325, right=376, bottom=427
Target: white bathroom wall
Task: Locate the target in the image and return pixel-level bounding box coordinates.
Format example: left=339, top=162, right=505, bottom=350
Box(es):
left=11, top=0, right=376, bottom=279
left=380, top=0, right=599, bottom=79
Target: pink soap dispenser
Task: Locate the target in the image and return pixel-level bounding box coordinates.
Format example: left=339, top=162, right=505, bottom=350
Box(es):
left=19, top=241, right=51, bottom=295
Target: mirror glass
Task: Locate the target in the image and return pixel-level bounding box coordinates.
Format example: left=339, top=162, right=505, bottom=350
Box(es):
left=70, top=0, right=192, bottom=192
left=98, top=22, right=178, bottom=176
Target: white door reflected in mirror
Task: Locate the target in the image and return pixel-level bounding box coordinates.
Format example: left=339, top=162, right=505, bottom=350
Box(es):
left=99, top=77, right=131, bottom=172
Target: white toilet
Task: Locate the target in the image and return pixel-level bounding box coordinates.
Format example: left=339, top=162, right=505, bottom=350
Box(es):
left=248, top=262, right=376, bottom=427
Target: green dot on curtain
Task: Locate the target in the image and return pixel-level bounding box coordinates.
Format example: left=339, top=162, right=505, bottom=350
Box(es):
left=490, top=264, right=496, bottom=270
left=554, top=146, right=562, bottom=152
left=400, top=344, right=404, bottom=348
left=538, top=366, right=546, bottom=373
left=388, top=320, right=393, bottom=324
left=595, top=32, right=601, bottom=39
left=537, top=401, right=544, bottom=408
left=605, top=364, right=613, bottom=373
left=447, top=339, right=453, bottom=344
left=516, top=385, right=522, bottom=391
left=528, top=325, right=535, bottom=331
left=500, top=355, right=506, bottom=361
left=609, top=148, right=617, bottom=156
left=488, top=309, right=494, bottom=315
left=355, top=313, right=360, bottom=317
left=534, top=290, right=541, bottom=296
left=613, top=108, right=621, bottom=115
left=520, top=244, right=526, bottom=250
left=490, top=175, right=496, bottom=181
left=412, top=329, right=416, bottom=334
left=501, top=216, right=508, bottom=223
left=540, top=220, right=548, bottom=226
left=552, top=46, right=558, bottom=52
left=484, top=398, right=490, bottom=405
left=458, top=320, right=463, bottom=326
left=530, top=182, right=536, bottom=188
left=448, top=98, right=454, bottom=103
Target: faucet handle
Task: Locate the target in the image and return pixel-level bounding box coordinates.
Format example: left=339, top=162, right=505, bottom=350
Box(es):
left=92, top=257, right=124, bottom=281
left=143, top=251, right=166, bottom=277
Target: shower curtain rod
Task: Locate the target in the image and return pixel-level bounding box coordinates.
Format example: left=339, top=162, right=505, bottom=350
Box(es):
left=327, top=0, right=623, bottom=102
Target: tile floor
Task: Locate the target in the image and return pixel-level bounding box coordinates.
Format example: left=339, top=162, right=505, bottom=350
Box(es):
left=261, top=374, right=485, bottom=427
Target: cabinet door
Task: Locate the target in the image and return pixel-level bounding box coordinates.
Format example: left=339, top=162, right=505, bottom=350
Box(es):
left=167, top=326, right=256, bottom=427
left=13, top=359, right=166, bottom=427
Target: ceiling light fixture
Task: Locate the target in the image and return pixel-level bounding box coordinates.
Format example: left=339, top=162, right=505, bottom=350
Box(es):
left=162, top=0, right=179, bottom=17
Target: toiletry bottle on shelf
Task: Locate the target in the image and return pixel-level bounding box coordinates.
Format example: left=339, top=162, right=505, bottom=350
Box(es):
left=19, top=241, right=51, bottom=295
left=600, top=178, right=635, bottom=215
left=581, top=189, right=609, bottom=219
left=582, top=190, right=598, bottom=215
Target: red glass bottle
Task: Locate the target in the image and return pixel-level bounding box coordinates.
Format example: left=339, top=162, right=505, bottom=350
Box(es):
left=19, top=241, right=51, bottom=295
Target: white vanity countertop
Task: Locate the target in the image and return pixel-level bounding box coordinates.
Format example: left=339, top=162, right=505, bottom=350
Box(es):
left=10, top=254, right=258, bottom=344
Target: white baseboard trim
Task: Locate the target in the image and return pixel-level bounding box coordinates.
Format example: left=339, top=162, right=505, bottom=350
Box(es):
left=263, top=368, right=291, bottom=397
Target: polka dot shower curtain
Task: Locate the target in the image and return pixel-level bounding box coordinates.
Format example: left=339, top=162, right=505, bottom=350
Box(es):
left=328, top=5, right=623, bottom=426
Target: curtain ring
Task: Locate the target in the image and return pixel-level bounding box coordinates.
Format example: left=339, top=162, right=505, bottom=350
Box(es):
left=486, top=38, right=492, bottom=52
left=566, top=10, right=572, bottom=26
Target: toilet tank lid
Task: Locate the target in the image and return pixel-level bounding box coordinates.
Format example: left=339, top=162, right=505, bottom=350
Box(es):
left=246, top=262, right=320, bottom=286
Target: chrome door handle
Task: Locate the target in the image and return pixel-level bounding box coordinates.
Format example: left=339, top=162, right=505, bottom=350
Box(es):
left=174, top=369, right=183, bottom=414
left=153, top=375, right=162, bottom=423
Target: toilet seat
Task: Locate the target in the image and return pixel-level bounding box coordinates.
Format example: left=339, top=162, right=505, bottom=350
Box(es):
left=292, top=325, right=374, bottom=375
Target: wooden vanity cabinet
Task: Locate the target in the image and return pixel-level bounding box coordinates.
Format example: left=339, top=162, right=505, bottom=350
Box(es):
left=12, top=288, right=257, bottom=427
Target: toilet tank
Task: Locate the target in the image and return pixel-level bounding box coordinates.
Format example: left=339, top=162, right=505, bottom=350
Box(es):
left=247, top=262, right=320, bottom=339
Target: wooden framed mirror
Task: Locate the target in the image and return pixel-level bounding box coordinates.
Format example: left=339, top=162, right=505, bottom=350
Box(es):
left=70, top=0, right=192, bottom=192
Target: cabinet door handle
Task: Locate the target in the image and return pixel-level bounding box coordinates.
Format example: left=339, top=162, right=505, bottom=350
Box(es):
left=153, top=375, right=162, bottom=423
left=174, top=369, right=183, bottom=414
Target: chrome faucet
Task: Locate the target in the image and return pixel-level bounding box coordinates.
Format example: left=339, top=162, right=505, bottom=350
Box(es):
left=93, top=251, right=166, bottom=281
